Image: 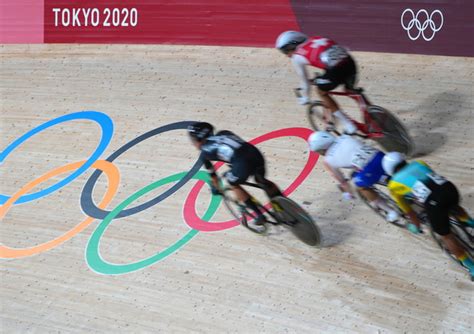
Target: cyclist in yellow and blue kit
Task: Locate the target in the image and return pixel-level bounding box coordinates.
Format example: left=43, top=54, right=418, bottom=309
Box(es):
left=382, top=152, right=474, bottom=277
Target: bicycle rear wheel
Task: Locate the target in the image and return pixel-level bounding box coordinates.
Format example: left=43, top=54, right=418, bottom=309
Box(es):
left=368, top=106, right=414, bottom=156
left=356, top=187, right=406, bottom=228
left=272, top=196, right=321, bottom=246
left=222, top=194, right=267, bottom=234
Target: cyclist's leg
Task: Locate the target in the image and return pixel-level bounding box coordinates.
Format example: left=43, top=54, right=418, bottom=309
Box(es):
left=255, top=173, right=282, bottom=199
left=444, top=181, right=473, bottom=226
left=250, top=147, right=283, bottom=199
left=451, top=205, right=474, bottom=227
left=225, top=161, right=252, bottom=202
left=343, top=57, right=358, bottom=91
left=357, top=186, right=400, bottom=222
left=315, top=59, right=357, bottom=133
left=315, top=71, right=339, bottom=124
left=226, top=157, right=265, bottom=223
left=427, top=183, right=474, bottom=272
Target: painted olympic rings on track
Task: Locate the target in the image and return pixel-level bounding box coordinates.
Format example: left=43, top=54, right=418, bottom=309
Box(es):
left=0, top=111, right=113, bottom=205
left=86, top=171, right=221, bottom=275
left=80, top=121, right=203, bottom=220
left=2, top=112, right=319, bottom=274
left=0, top=160, right=119, bottom=258
left=183, top=127, right=318, bottom=232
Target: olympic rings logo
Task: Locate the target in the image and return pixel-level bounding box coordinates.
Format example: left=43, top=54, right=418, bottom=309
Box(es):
left=401, top=9, right=444, bottom=42
left=1, top=111, right=319, bottom=275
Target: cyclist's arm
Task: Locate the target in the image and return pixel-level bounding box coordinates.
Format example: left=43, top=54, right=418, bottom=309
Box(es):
left=291, top=54, right=311, bottom=102
left=203, top=159, right=219, bottom=188
left=323, top=160, right=352, bottom=193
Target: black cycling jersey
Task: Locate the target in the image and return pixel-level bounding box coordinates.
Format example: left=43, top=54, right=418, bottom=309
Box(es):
left=201, top=130, right=251, bottom=169
left=199, top=130, right=266, bottom=185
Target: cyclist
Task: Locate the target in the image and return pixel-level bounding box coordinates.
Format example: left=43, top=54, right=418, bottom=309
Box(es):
left=276, top=30, right=357, bottom=133
left=308, top=130, right=400, bottom=223
left=382, top=152, right=474, bottom=277
left=188, top=122, right=283, bottom=231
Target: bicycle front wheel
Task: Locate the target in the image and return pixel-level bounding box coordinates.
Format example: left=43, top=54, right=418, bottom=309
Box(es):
left=356, top=187, right=406, bottom=228
left=307, top=101, right=329, bottom=131
left=222, top=194, right=267, bottom=234
left=272, top=196, right=321, bottom=246
left=368, top=106, right=414, bottom=156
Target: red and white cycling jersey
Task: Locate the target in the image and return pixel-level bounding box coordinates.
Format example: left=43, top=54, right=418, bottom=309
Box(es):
left=294, top=36, right=349, bottom=69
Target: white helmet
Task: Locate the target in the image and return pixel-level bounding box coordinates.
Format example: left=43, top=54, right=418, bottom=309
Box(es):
left=382, top=152, right=406, bottom=176
left=308, top=131, right=336, bottom=152
left=275, top=31, right=308, bottom=54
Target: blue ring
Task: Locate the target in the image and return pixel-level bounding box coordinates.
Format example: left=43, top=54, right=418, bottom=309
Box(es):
left=0, top=111, right=113, bottom=204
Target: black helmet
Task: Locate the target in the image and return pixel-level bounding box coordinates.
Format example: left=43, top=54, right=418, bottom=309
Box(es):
left=187, top=122, right=214, bottom=142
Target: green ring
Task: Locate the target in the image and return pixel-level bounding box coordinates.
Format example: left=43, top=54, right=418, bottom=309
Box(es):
left=86, top=171, right=221, bottom=275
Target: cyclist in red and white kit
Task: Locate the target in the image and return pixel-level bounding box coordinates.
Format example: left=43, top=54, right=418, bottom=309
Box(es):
left=276, top=31, right=357, bottom=133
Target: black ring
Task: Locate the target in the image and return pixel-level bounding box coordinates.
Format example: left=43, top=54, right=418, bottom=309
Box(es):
left=80, top=121, right=201, bottom=219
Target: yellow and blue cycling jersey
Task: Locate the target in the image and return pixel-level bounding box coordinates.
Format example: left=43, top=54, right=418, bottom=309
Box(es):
left=387, top=160, right=433, bottom=213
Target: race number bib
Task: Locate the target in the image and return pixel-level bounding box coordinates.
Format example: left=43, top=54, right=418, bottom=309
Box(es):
left=320, top=45, right=348, bottom=67
left=412, top=181, right=432, bottom=202
left=351, top=145, right=377, bottom=169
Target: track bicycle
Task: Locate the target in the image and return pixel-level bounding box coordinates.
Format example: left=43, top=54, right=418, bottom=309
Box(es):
left=214, top=172, right=321, bottom=247
left=295, top=80, right=414, bottom=156
left=356, top=182, right=474, bottom=278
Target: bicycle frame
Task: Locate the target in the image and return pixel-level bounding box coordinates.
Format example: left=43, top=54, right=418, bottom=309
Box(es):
left=219, top=176, right=278, bottom=221
left=327, top=89, right=384, bottom=139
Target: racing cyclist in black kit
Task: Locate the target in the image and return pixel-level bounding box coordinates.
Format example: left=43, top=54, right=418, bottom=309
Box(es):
left=188, top=122, right=283, bottom=231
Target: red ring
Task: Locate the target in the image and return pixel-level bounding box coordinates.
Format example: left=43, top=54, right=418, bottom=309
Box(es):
left=182, top=127, right=319, bottom=232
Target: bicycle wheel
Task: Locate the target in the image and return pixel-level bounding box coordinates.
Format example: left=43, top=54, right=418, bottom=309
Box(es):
left=356, top=187, right=406, bottom=228
left=451, top=222, right=474, bottom=257
left=430, top=219, right=474, bottom=267
left=222, top=194, right=267, bottom=234
left=307, top=101, right=329, bottom=131
left=368, top=106, right=414, bottom=156
left=272, top=196, right=321, bottom=246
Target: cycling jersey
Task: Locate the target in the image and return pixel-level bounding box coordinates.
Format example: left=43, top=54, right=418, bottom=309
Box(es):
left=294, top=36, right=349, bottom=69
left=200, top=130, right=266, bottom=185
left=325, top=135, right=386, bottom=187
left=325, top=135, right=378, bottom=169
left=389, top=160, right=460, bottom=235
left=388, top=161, right=448, bottom=213
left=291, top=36, right=356, bottom=101
left=201, top=130, right=247, bottom=166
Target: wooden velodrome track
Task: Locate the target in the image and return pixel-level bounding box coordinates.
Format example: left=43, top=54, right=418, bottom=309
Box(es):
left=1, top=44, right=473, bottom=332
